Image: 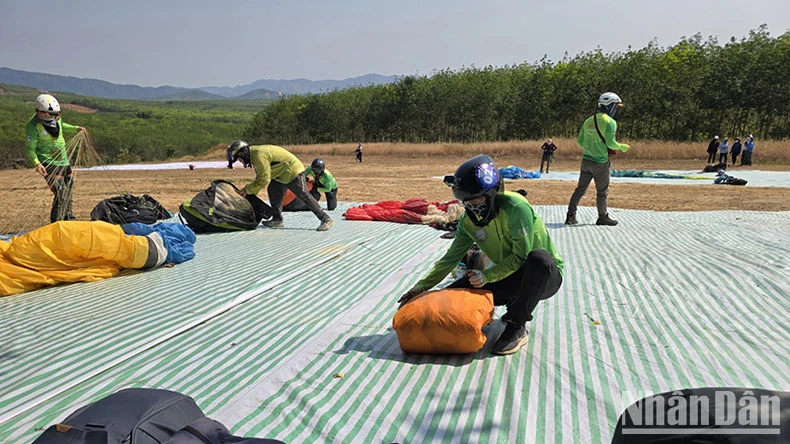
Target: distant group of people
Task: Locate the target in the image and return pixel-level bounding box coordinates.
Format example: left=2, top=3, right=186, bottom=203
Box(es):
left=707, top=135, right=756, bottom=166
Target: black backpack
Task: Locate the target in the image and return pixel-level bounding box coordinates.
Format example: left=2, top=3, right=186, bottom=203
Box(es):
left=33, top=388, right=205, bottom=444
left=179, top=180, right=274, bottom=233
left=703, top=162, right=728, bottom=173
left=32, top=388, right=286, bottom=444
left=91, top=194, right=170, bottom=225
left=163, top=417, right=283, bottom=444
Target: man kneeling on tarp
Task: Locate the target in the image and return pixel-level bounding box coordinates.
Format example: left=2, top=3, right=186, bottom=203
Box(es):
left=304, top=158, right=339, bottom=211
left=397, top=154, right=565, bottom=355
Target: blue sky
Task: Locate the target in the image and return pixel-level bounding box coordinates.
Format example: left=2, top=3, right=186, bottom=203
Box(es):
left=1, top=0, right=789, bottom=88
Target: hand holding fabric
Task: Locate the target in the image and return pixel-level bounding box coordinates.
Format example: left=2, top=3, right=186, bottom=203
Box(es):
left=467, top=269, right=485, bottom=288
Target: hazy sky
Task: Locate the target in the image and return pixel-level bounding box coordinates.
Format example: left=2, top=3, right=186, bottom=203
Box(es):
left=2, top=0, right=789, bottom=88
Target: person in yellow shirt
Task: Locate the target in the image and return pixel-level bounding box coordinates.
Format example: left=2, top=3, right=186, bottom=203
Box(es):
left=227, top=140, right=333, bottom=231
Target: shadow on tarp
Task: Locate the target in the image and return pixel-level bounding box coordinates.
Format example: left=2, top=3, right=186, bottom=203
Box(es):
left=545, top=222, right=597, bottom=229
left=334, top=323, right=505, bottom=367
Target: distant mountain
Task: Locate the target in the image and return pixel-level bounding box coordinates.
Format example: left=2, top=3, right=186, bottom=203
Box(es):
left=0, top=67, right=399, bottom=100
left=152, top=89, right=225, bottom=101
left=236, top=88, right=281, bottom=100
left=200, top=74, right=399, bottom=97
left=0, top=67, right=185, bottom=99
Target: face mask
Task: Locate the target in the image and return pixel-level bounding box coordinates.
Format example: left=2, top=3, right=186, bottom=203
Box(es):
left=465, top=200, right=488, bottom=219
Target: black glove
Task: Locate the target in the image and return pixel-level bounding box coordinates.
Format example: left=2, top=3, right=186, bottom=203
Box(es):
left=397, top=286, right=424, bottom=309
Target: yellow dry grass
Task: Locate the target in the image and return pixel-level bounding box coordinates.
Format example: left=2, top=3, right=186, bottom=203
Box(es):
left=2, top=152, right=789, bottom=234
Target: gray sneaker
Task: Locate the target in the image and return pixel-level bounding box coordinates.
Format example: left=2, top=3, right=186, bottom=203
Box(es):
left=492, top=322, right=529, bottom=355
left=317, top=219, right=334, bottom=231
left=564, top=212, right=578, bottom=225
left=262, top=219, right=284, bottom=228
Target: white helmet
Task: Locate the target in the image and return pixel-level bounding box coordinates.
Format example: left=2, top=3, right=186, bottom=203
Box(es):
left=598, top=92, right=623, bottom=117
left=36, top=94, right=61, bottom=114
left=598, top=92, right=622, bottom=107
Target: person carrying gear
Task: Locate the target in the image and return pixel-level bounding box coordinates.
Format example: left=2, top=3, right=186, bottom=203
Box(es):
left=303, top=158, right=339, bottom=211
left=565, top=92, right=629, bottom=226
left=355, top=143, right=363, bottom=163
left=540, top=138, right=557, bottom=174
left=397, top=154, right=564, bottom=355
left=226, top=140, right=333, bottom=231
left=25, top=94, right=86, bottom=223
left=707, top=136, right=720, bottom=164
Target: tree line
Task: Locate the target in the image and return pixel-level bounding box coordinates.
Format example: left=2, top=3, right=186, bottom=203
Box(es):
left=0, top=84, right=267, bottom=168
left=245, top=26, right=790, bottom=145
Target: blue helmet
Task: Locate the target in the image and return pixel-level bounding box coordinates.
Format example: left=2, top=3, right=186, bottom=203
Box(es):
left=444, top=154, right=503, bottom=226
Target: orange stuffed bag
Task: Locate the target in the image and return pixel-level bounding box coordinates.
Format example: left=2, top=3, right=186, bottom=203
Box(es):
left=393, top=288, right=495, bottom=354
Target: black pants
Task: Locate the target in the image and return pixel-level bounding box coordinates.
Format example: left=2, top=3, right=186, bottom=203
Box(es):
left=356, top=152, right=362, bottom=163
left=44, top=163, right=75, bottom=223
left=742, top=151, right=753, bottom=166
left=448, top=249, right=562, bottom=326
left=731, top=152, right=740, bottom=165
left=324, top=188, right=338, bottom=211
left=707, top=151, right=717, bottom=163
left=719, top=152, right=728, bottom=164
left=306, top=187, right=338, bottom=211
left=267, top=173, right=330, bottom=222
left=540, top=153, right=553, bottom=173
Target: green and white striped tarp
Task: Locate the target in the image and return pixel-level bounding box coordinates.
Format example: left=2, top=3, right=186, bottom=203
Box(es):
left=1, top=205, right=789, bottom=443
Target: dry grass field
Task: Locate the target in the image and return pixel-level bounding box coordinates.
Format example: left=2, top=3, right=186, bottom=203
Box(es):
left=1, top=140, right=789, bottom=234
left=192, top=139, right=790, bottom=163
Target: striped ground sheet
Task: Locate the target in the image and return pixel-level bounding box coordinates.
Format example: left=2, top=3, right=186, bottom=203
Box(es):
left=1, top=205, right=788, bottom=443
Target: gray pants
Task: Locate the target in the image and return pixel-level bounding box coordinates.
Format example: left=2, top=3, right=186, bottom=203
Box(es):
left=540, top=153, right=553, bottom=173
left=268, top=173, right=330, bottom=222
left=568, top=159, right=610, bottom=217
left=44, top=163, right=75, bottom=223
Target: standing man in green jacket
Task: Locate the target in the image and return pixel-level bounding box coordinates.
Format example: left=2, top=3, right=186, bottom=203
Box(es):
left=397, top=154, right=564, bottom=355
left=227, top=140, right=333, bottom=231
left=25, top=94, right=86, bottom=223
left=303, top=158, right=339, bottom=211
left=565, top=92, right=630, bottom=226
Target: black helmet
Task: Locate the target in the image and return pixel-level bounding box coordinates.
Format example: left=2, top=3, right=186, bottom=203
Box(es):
left=444, top=154, right=503, bottom=227
left=311, top=158, right=325, bottom=175
left=227, top=140, right=251, bottom=169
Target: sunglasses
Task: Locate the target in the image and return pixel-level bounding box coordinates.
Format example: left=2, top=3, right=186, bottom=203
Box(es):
left=38, top=110, right=60, bottom=117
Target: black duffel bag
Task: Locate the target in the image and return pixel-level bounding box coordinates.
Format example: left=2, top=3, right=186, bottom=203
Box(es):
left=33, top=388, right=205, bottom=444
left=91, top=194, right=170, bottom=225
left=33, top=388, right=286, bottom=444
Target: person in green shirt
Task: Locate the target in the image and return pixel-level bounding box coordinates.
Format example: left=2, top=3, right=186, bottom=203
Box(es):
left=25, top=94, right=86, bottom=223
left=227, top=140, right=333, bottom=231
left=303, top=158, right=339, bottom=211
left=397, top=154, right=564, bottom=355
left=565, top=92, right=630, bottom=226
